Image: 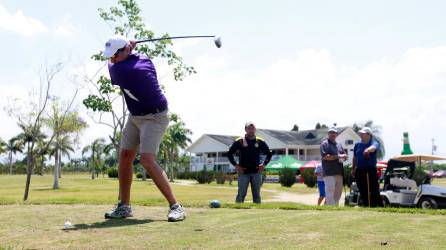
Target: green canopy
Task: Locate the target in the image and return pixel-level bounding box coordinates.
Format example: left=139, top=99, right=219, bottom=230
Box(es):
left=265, top=155, right=305, bottom=171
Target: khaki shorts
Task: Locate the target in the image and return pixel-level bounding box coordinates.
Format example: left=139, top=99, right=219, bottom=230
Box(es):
left=120, top=110, right=169, bottom=154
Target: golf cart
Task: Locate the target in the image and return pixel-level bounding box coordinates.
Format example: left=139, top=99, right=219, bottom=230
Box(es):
left=344, top=181, right=361, bottom=206
left=380, top=157, right=446, bottom=209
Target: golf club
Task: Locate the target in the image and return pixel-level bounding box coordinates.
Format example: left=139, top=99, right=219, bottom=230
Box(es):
left=136, top=35, right=222, bottom=48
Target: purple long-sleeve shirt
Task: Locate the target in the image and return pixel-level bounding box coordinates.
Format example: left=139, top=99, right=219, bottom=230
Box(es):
left=108, top=53, right=168, bottom=115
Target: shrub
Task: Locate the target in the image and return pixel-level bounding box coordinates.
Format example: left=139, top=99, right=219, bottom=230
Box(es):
left=412, top=167, right=428, bottom=186
left=136, top=171, right=151, bottom=179
left=279, top=168, right=296, bottom=187
left=177, top=171, right=196, bottom=180
left=107, top=168, right=118, bottom=178
left=301, top=168, right=316, bottom=188
left=195, top=169, right=215, bottom=184
left=215, top=172, right=226, bottom=184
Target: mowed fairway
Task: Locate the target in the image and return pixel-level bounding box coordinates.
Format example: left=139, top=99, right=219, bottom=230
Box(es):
left=0, top=174, right=275, bottom=206
left=1, top=204, right=446, bottom=249
left=1, top=175, right=446, bottom=249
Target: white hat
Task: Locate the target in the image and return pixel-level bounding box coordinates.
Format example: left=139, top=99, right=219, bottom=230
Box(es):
left=328, top=127, right=338, bottom=133
left=359, top=127, right=373, bottom=135
left=103, top=35, right=129, bottom=58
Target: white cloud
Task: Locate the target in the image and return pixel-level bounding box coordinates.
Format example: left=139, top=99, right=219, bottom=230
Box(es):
left=163, top=46, right=446, bottom=160
left=53, top=15, right=78, bottom=37
left=0, top=5, right=48, bottom=36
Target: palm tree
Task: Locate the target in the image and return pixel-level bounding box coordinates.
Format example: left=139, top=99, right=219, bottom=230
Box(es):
left=5, top=137, right=23, bottom=174
left=82, top=138, right=106, bottom=179
left=52, top=135, right=74, bottom=189
left=353, top=120, right=386, bottom=160
left=163, top=114, right=192, bottom=181
left=0, top=138, right=6, bottom=155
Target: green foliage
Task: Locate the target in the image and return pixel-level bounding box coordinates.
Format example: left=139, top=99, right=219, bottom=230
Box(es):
left=107, top=167, right=118, bottom=178
left=176, top=171, right=196, bottom=180
left=301, top=168, right=317, bottom=188
left=279, top=168, right=296, bottom=187
left=136, top=171, right=150, bottom=179
left=195, top=169, right=215, bottom=184
left=412, top=167, right=428, bottom=186
left=215, top=172, right=226, bottom=184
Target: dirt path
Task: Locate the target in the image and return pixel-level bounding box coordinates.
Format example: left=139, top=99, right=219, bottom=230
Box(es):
left=172, top=180, right=345, bottom=206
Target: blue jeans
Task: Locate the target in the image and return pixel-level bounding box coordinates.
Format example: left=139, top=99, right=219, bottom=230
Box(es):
left=236, top=173, right=262, bottom=203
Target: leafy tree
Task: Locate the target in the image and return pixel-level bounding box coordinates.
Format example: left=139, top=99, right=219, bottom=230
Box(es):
left=5, top=136, right=24, bottom=174
left=291, top=124, right=299, bottom=131
left=82, top=138, right=107, bottom=179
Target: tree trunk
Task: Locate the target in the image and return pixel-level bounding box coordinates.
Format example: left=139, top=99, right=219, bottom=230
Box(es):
left=91, top=155, right=95, bottom=180
left=58, top=152, right=62, bottom=178
left=53, top=148, right=59, bottom=189
left=23, top=146, right=33, bottom=201
left=142, top=168, right=147, bottom=181
left=8, top=152, right=13, bottom=175
left=40, top=156, right=45, bottom=176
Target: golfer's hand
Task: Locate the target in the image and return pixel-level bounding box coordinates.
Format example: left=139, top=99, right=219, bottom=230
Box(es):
left=129, top=40, right=137, bottom=52
left=340, top=154, right=348, bottom=160
left=258, top=164, right=265, bottom=173
left=363, top=150, right=371, bottom=159
left=235, top=165, right=246, bottom=174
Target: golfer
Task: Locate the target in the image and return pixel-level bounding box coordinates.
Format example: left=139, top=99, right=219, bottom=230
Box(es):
left=102, top=35, right=185, bottom=222
left=351, top=127, right=383, bottom=207
left=320, top=127, right=347, bottom=206
left=227, top=122, right=272, bottom=203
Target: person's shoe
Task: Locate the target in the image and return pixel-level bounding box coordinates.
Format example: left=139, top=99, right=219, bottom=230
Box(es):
left=167, top=203, right=186, bottom=222
left=104, top=203, right=133, bottom=219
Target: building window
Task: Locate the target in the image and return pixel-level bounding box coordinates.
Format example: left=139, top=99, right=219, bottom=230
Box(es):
left=345, top=139, right=354, bottom=145
left=288, top=149, right=295, bottom=155
left=299, top=149, right=304, bottom=155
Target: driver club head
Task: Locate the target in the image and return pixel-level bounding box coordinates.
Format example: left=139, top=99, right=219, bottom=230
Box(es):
left=214, top=36, right=222, bottom=48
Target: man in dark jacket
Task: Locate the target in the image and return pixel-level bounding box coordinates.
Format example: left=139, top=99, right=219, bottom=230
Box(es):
left=227, top=122, right=272, bottom=203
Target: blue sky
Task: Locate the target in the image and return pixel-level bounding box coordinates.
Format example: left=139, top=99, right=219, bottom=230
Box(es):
left=1, top=0, right=446, bottom=160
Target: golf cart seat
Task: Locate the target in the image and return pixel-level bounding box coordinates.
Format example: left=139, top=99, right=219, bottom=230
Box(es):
left=390, top=177, right=417, bottom=190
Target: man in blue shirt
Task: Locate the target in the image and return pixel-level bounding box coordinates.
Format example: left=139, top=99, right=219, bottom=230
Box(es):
left=351, top=127, right=383, bottom=207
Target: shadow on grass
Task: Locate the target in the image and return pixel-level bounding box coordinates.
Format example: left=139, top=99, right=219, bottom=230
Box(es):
left=67, top=218, right=161, bottom=231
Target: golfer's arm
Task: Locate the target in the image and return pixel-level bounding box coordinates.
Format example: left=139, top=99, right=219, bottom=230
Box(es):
left=351, top=156, right=356, bottom=171
left=322, top=154, right=338, bottom=161
left=366, top=145, right=377, bottom=153
left=227, top=143, right=239, bottom=166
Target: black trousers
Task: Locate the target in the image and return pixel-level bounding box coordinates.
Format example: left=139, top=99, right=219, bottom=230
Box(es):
left=355, top=167, right=383, bottom=207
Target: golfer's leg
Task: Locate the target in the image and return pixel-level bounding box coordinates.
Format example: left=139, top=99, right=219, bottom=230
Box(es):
left=355, top=169, right=368, bottom=206
left=236, top=174, right=249, bottom=203
left=334, top=175, right=343, bottom=206
left=140, top=153, right=177, bottom=206
left=323, top=176, right=336, bottom=205
left=250, top=173, right=262, bottom=204
left=119, top=149, right=137, bottom=205
left=119, top=116, right=140, bottom=205
left=370, top=168, right=382, bottom=207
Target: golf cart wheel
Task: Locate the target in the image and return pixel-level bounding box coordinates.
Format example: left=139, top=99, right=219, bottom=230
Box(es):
left=418, top=197, right=439, bottom=209
left=382, top=197, right=390, bottom=207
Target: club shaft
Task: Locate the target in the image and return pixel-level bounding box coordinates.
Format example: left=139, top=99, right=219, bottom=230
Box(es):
left=136, top=35, right=215, bottom=44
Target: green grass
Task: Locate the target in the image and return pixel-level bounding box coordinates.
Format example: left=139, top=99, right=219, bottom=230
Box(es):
left=1, top=204, right=446, bottom=249
left=0, top=174, right=277, bottom=206
left=1, top=174, right=446, bottom=249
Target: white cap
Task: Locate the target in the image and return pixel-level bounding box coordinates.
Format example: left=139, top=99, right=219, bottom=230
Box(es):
left=328, top=127, right=338, bottom=133
left=359, top=127, right=373, bottom=135
left=103, top=35, right=129, bottom=58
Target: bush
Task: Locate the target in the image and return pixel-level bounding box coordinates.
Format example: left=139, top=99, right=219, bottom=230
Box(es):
left=176, top=171, right=196, bottom=180
left=107, top=168, right=118, bottom=178
left=301, top=168, right=316, bottom=188
left=215, top=172, right=226, bottom=184
left=195, top=169, right=215, bottom=184
left=279, top=168, right=296, bottom=187
left=136, top=171, right=151, bottom=179
left=412, top=167, right=428, bottom=186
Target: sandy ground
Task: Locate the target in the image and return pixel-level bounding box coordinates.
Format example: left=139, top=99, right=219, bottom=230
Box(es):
left=173, top=180, right=346, bottom=206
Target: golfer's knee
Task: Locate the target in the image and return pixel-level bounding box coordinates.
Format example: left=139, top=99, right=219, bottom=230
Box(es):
left=140, top=153, right=157, bottom=168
